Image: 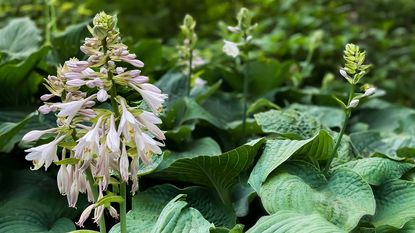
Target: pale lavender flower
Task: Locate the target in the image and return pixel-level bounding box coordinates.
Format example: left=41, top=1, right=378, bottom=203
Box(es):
left=25, top=135, right=64, bottom=170
left=129, top=83, right=167, bottom=114
left=22, top=128, right=56, bottom=143
left=106, top=114, right=120, bottom=152
left=97, top=89, right=109, bottom=102
left=223, top=40, right=240, bottom=57
left=57, top=165, right=70, bottom=195
left=120, top=142, right=129, bottom=182
left=76, top=204, right=95, bottom=227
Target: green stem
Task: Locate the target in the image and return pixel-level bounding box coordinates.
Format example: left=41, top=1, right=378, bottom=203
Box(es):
left=241, top=33, right=249, bottom=140
left=323, top=84, right=354, bottom=175
left=120, top=182, right=127, bottom=233
left=187, top=47, right=193, bottom=96
left=85, top=168, right=107, bottom=233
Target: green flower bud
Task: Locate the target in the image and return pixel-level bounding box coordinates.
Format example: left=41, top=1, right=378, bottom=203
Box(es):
left=92, top=11, right=117, bottom=39
left=237, top=7, right=253, bottom=32
left=342, top=43, right=371, bottom=84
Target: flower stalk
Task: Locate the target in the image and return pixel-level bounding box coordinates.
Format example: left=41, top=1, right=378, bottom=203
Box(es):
left=22, top=11, right=167, bottom=232
left=323, top=43, right=375, bottom=175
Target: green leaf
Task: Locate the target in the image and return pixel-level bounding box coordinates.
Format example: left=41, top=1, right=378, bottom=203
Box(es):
left=151, top=195, right=213, bottom=233
left=0, top=18, right=41, bottom=62
left=287, top=104, right=345, bottom=129
left=0, top=46, right=49, bottom=106
left=371, top=179, right=415, bottom=229
left=152, top=137, right=265, bottom=203
left=254, top=109, right=321, bottom=139
left=336, top=157, right=415, bottom=185
left=130, top=39, right=163, bottom=72
left=259, top=162, right=375, bottom=231
left=350, top=131, right=415, bottom=159
left=70, top=230, right=100, bottom=233
left=181, top=98, right=227, bottom=129
left=0, top=171, right=78, bottom=233
left=50, top=21, right=89, bottom=64
left=248, top=130, right=333, bottom=193
left=247, top=98, right=280, bottom=116
left=246, top=210, right=346, bottom=233
left=109, top=185, right=224, bottom=233
left=0, top=112, right=35, bottom=153
left=54, top=157, right=80, bottom=165
left=210, top=224, right=244, bottom=233
left=245, top=59, right=288, bottom=97
left=377, top=219, right=415, bottom=233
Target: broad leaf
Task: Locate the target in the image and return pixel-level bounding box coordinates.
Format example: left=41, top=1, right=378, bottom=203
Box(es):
left=287, top=104, right=344, bottom=129
left=351, top=131, right=415, bottom=159
left=0, top=112, right=35, bottom=153
left=259, top=162, right=375, bottom=231
left=0, top=170, right=78, bottom=232
left=0, top=18, right=41, bottom=62
left=109, top=187, right=221, bottom=233
left=254, top=109, right=321, bottom=139
left=182, top=98, right=227, bottom=129
left=336, top=157, right=415, bottom=185
left=152, top=137, right=265, bottom=203
left=246, top=210, right=346, bottom=233
left=249, top=130, right=333, bottom=192
left=372, top=179, right=415, bottom=229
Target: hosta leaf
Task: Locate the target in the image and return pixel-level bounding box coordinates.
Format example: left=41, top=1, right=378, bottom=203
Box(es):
left=350, top=131, right=415, bottom=159
left=50, top=21, right=89, bottom=64
left=152, top=137, right=264, bottom=203
left=372, top=179, right=415, bottom=229
left=109, top=187, right=221, bottom=233
left=210, top=224, right=244, bottom=233
left=336, top=157, right=415, bottom=185
left=0, top=46, right=49, bottom=106
left=248, top=130, right=333, bottom=192
left=182, top=98, right=227, bottom=129
left=0, top=112, right=35, bottom=153
left=246, top=210, right=346, bottom=233
left=151, top=195, right=213, bottom=233
left=287, top=104, right=345, bottom=129
left=259, top=162, right=375, bottom=231
left=254, top=109, right=321, bottom=139
left=377, top=219, right=415, bottom=233
left=0, top=171, right=78, bottom=233
left=0, top=18, right=41, bottom=62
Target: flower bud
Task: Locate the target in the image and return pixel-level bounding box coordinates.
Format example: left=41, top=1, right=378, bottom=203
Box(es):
left=364, top=87, right=376, bottom=97
left=97, top=89, right=109, bottom=102
left=347, top=99, right=359, bottom=109
left=223, top=40, right=240, bottom=58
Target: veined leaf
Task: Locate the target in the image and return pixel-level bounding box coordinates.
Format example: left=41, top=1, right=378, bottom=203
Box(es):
left=287, top=104, right=345, bottom=129
left=248, top=130, right=333, bottom=193
left=109, top=185, right=226, bottom=233
left=246, top=210, right=346, bottom=233
left=254, top=109, right=321, bottom=139
left=152, top=137, right=265, bottom=203
left=351, top=131, right=415, bottom=159
left=182, top=98, right=228, bottom=129
left=0, top=18, right=41, bottom=62
left=259, top=162, right=375, bottom=231
left=0, top=112, right=35, bottom=153
left=372, top=179, right=415, bottom=229
left=336, top=157, right=415, bottom=185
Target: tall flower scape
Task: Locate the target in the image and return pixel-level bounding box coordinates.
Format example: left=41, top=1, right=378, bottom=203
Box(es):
left=22, top=12, right=167, bottom=231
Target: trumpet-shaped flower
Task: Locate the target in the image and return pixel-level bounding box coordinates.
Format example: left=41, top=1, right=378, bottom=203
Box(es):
left=25, top=135, right=64, bottom=170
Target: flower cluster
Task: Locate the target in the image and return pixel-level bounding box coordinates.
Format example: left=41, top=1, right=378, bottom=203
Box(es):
left=338, top=43, right=376, bottom=109
left=223, top=7, right=256, bottom=58
left=22, top=12, right=167, bottom=227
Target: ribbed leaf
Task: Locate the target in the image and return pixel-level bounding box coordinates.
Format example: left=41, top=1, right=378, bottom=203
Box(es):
left=336, top=157, right=415, bottom=185
left=152, top=137, right=264, bottom=203
left=372, top=179, right=415, bottom=229
left=287, top=104, right=345, bottom=129
left=350, top=131, right=415, bottom=159
left=248, top=131, right=333, bottom=192
left=259, top=162, right=375, bottom=231
left=0, top=171, right=77, bottom=233
left=109, top=190, right=217, bottom=233
left=246, top=210, right=346, bottom=233
left=0, top=18, right=41, bottom=62
left=254, top=109, right=321, bottom=139
left=151, top=195, right=213, bottom=233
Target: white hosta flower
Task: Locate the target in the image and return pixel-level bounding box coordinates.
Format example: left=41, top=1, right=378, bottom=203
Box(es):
left=227, top=26, right=240, bottom=33
left=73, top=117, right=103, bottom=163
left=120, top=143, right=129, bottom=182
left=38, top=104, right=51, bottom=114
left=93, top=205, right=105, bottom=224
left=76, top=203, right=95, bottom=227
left=40, top=93, right=55, bottom=101
left=24, top=135, right=64, bottom=170
left=106, top=114, right=120, bottom=152
left=118, top=99, right=139, bottom=141
left=57, top=165, right=70, bottom=195
left=347, top=99, right=360, bottom=109
left=130, top=157, right=139, bottom=194
left=339, top=69, right=353, bottom=83
left=66, top=79, right=86, bottom=87
left=22, top=128, right=56, bottom=143
left=364, top=87, right=376, bottom=97
left=129, top=83, right=167, bottom=114
left=65, top=59, right=90, bottom=72
left=97, top=88, right=108, bottom=102
left=223, top=40, right=240, bottom=58
left=108, top=206, right=119, bottom=219
left=54, top=96, right=94, bottom=123
left=137, top=111, right=165, bottom=140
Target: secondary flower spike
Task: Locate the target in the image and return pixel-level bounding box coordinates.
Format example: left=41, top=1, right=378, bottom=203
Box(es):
left=21, top=11, right=167, bottom=228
